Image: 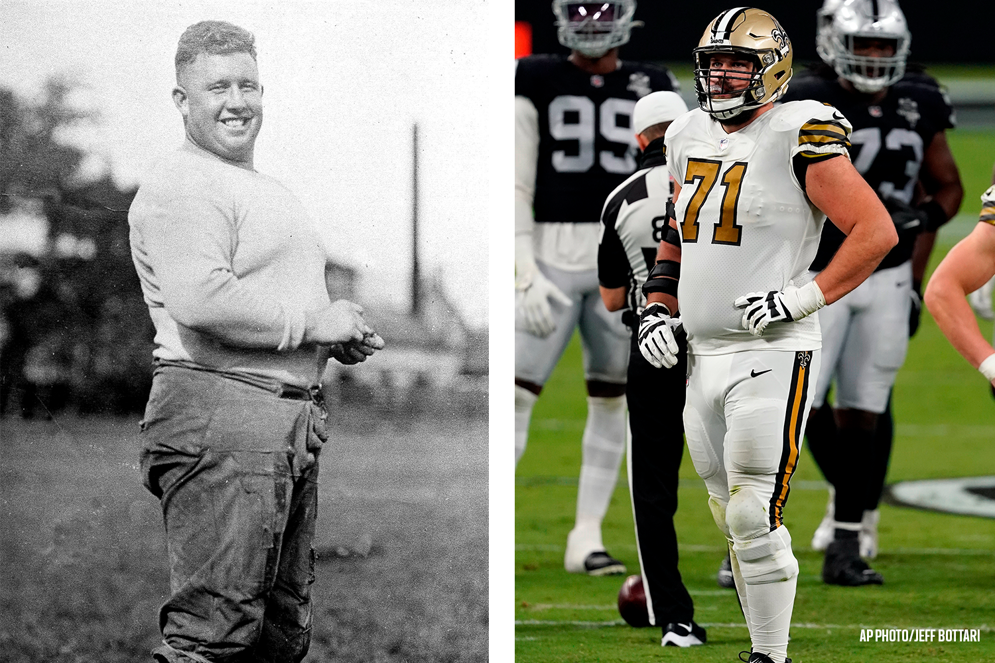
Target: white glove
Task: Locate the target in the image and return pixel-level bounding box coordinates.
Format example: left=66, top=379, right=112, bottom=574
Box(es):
left=516, top=270, right=571, bottom=338
left=969, top=276, right=995, bottom=321
left=637, top=303, right=683, bottom=369
left=735, top=281, right=825, bottom=337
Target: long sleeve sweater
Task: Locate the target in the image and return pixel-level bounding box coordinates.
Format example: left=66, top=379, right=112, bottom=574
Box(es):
left=128, top=141, right=331, bottom=387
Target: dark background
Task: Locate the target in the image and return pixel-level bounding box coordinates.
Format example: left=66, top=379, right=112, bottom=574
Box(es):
left=516, top=2, right=993, bottom=64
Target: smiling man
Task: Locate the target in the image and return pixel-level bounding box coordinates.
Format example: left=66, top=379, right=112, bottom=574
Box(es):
left=128, top=20, right=383, bottom=663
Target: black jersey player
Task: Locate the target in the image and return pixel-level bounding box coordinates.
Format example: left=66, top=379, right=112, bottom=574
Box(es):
left=515, top=0, right=679, bottom=575
left=781, top=0, right=963, bottom=586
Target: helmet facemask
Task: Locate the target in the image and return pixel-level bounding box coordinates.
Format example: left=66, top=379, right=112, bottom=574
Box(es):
left=831, top=34, right=908, bottom=93
left=553, top=0, right=637, bottom=58
left=693, top=8, right=793, bottom=122
left=829, top=0, right=910, bottom=94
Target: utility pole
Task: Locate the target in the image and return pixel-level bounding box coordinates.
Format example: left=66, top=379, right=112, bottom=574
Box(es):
left=412, top=122, right=421, bottom=317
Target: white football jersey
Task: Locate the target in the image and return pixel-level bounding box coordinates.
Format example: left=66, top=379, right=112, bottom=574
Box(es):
left=665, top=100, right=852, bottom=355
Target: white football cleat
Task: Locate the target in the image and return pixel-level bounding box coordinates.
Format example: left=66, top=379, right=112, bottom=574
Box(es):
left=811, top=487, right=836, bottom=551
left=859, top=509, right=879, bottom=559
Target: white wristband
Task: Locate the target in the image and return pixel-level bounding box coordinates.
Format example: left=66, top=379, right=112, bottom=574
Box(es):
left=793, top=280, right=827, bottom=319
left=979, top=353, right=995, bottom=381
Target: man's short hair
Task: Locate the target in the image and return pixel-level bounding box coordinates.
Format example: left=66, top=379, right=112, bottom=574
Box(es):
left=175, top=20, right=256, bottom=78
left=640, top=121, right=672, bottom=143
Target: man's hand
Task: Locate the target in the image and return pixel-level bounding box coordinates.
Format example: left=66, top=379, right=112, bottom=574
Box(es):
left=307, top=300, right=368, bottom=345
left=637, top=303, right=683, bottom=369
left=329, top=332, right=384, bottom=365
left=968, top=276, right=995, bottom=321
left=735, top=282, right=825, bottom=337
left=516, top=271, right=571, bottom=338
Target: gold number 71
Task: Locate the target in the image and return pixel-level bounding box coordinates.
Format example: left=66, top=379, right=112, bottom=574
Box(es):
left=681, top=159, right=747, bottom=246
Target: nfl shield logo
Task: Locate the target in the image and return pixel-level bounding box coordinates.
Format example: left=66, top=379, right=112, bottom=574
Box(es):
left=590, top=75, right=604, bottom=88
left=869, top=106, right=883, bottom=118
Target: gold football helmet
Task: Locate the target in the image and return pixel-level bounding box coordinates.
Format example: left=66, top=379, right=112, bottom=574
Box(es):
left=692, top=7, right=793, bottom=120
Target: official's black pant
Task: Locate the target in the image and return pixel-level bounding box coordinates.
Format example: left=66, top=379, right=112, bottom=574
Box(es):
left=626, top=332, right=694, bottom=625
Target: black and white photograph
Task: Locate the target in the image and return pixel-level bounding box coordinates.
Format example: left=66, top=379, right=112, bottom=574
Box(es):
left=0, top=2, right=496, bottom=661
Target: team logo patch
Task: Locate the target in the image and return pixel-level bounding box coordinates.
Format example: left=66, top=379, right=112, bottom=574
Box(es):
left=884, top=476, right=995, bottom=519
left=590, top=74, right=604, bottom=88
left=627, top=72, right=652, bottom=98
left=770, top=26, right=788, bottom=49
left=868, top=105, right=883, bottom=118
left=897, top=97, right=921, bottom=129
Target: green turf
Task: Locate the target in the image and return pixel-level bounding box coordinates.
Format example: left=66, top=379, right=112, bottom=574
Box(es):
left=515, top=134, right=995, bottom=661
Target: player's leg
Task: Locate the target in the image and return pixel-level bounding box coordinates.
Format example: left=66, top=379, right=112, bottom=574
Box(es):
left=862, top=389, right=895, bottom=559
left=723, top=349, right=819, bottom=663
left=685, top=354, right=750, bottom=630
left=626, top=337, right=700, bottom=643
left=256, top=401, right=326, bottom=663
left=827, top=264, right=910, bottom=584
left=803, top=283, right=852, bottom=551
left=514, top=261, right=585, bottom=464
left=142, top=369, right=306, bottom=662
left=564, top=274, right=630, bottom=574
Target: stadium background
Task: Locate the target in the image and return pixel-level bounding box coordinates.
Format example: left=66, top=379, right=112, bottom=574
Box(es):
left=515, top=3, right=995, bottom=662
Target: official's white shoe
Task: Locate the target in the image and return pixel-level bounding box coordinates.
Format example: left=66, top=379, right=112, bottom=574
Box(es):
left=860, top=509, right=879, bottom=559
left=811, top=487, right=836, bottom=551
left=661, top=621, right=706, bottom=647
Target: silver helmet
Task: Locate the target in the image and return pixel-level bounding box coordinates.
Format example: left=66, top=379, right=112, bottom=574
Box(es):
left=815, top=0, right=847, bottom=65
left=552, top=0, right=638, bottom=58
left=830, top=0, right=911, bottom=93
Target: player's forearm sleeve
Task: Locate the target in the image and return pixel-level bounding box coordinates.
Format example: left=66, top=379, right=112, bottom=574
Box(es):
left=515, top=95, right=539, bottom=240
left=143, top=195, right=307, bottom=351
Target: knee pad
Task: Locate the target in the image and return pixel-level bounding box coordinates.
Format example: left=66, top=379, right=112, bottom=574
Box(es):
left=727, top=487, right=799, bottom=584
left=707, top=495, right=731, bottom=539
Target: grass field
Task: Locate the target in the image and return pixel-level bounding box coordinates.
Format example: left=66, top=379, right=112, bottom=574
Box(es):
left=0, top=409, right=487, bottom=663
left=515, top=136, right=995, bottom=661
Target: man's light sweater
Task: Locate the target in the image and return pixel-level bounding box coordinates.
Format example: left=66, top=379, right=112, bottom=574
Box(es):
left=129, top=141, right=331, bottom=387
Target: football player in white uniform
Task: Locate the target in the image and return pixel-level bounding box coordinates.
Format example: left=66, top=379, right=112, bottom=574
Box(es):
left=515, top=0, right=679, bottom=575
left=782, top=0, right=963, bottom=584
left=926, top=186, right=995, bottom=390
left=637, top=9, right=897, bottom=663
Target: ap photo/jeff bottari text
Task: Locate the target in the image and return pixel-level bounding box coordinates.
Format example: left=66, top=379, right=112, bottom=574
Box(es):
left=860, top=628, right=983, bottom=643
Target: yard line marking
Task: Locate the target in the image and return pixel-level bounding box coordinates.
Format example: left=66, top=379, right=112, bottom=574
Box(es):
left=532, top=418, right=995, bottom=437
left=517, top=477, right=830, bottom=490
left=523, top=594, right=739, bottom=611
left=517, top=621, right=994, bottom=631
left=516, top=543, right=993, bottom=556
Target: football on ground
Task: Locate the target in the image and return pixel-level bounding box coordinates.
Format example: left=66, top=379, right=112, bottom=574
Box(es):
left=617, top=574, right=650, bottom=627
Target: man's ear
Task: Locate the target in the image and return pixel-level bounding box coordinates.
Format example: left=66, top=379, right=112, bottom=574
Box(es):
left=172, top=85, right=188, bottom=117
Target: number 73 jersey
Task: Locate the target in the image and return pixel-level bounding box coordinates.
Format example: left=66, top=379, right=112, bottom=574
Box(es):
left=665, top=100, right=852, bottom=355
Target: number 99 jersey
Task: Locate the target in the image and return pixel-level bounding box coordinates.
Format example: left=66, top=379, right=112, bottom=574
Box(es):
left=665, top=100, right=852, bottom=355
left=516, top=54, right=679, bottom=224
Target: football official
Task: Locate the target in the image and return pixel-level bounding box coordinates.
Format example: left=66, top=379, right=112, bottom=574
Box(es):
left=128, top=21, right=382, bottom=663
left=515, top=0, right=680, bottom=575
left=598, top=91, right=706, bottom=648
left=925, top=185, right=995, bottom=391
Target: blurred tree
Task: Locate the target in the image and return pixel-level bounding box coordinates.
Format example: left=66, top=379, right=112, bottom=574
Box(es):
left=1, top=77, right=152, bottom=417
left=0, top=76, right=93, bottom=211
